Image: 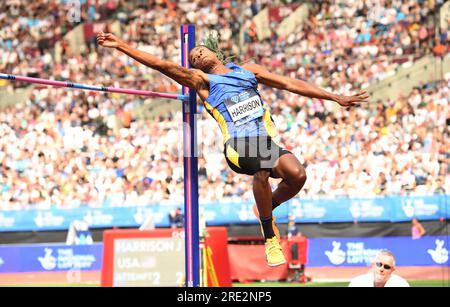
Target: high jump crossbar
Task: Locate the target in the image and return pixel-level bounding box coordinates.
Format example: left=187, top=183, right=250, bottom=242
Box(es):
left=0, top=24, right=200, bottom=287
left=0, top=73, right=188, bottom=101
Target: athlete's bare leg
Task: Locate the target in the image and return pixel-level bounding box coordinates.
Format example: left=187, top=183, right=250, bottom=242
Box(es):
left=253, top=170, right=272, bottom=219
left=271, top=153, right=307, bottom=206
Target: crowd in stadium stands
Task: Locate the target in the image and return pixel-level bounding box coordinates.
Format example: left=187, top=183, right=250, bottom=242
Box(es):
left=0, top=0, right=448, bottom=209
left=245, top=0, right=435, bottom=90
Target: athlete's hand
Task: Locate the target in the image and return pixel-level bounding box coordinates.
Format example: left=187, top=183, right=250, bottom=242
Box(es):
left=335, top=91, right=369, bottom=108
left=97, top=32, right=122, bottom=49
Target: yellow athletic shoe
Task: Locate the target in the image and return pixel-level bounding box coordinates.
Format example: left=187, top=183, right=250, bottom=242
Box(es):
left=252, top=203, right=280, bottom=240
left=265, top=236, right=286, bottom=267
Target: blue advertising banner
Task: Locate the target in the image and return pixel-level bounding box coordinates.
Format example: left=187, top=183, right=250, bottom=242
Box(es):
left=0, top=237, right=447, bottom=273
left=0, top=243, right=103, bottom=273
left=307, top=236, right=449, bottom=267
left=0, top=195, right=448, bottom=232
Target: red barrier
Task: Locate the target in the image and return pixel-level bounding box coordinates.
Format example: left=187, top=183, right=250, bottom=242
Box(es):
left=228, top=237, right=308, bottom=283
left=203, top=227, right=232, bottom=287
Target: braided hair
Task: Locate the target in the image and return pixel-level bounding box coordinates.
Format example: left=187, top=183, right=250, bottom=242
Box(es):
left=189, top=31, right=235, bottom=68
left=201, top=31, right=235, bottom=65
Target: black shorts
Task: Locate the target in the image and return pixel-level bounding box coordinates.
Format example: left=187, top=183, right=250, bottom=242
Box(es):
left=224, top=136, right=291, bottom=177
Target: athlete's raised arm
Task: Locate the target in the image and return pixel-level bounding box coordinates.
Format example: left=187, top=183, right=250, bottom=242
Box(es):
left=97, top=32, right=209, bottom=100
left=243, top=62, right=369, bottom=108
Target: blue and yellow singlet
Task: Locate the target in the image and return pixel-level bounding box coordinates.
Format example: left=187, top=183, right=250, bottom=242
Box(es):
left=203, top=63, right=277, bottom=142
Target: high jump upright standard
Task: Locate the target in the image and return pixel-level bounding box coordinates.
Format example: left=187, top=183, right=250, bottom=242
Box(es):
left=0, top=24, right=200, bottom=287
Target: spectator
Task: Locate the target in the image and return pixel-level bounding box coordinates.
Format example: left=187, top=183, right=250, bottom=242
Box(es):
left=287, top=213, right=298, bottom=239
left=434, top=177, right=447, bottom=194
left=168, top=207, right=184, bottom=228
left=411, top=217, right=426, bottom=239
left=349, top=250, right=410, bottom=287
left=432, top=37, right=446, bottom=57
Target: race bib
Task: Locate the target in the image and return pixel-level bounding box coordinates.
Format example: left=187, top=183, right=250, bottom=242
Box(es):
left=224, top=89, right=264, bottom=126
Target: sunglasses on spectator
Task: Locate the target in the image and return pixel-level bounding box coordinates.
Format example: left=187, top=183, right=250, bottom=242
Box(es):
left=376, top=262, right=392, bottom=270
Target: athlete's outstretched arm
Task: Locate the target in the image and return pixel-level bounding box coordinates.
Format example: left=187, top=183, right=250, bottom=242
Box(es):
left=243, top=63, right=368, bottom=108
left=97, top=32, right=209, bottom=98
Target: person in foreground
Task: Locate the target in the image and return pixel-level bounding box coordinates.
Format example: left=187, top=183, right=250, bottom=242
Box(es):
left=348, top=250, right=410, bottom=287
left=97, top=31, right=369, bottom=267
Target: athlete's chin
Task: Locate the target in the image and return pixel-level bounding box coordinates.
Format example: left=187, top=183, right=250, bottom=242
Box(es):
left=201, top=65, right=214, bottom=73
